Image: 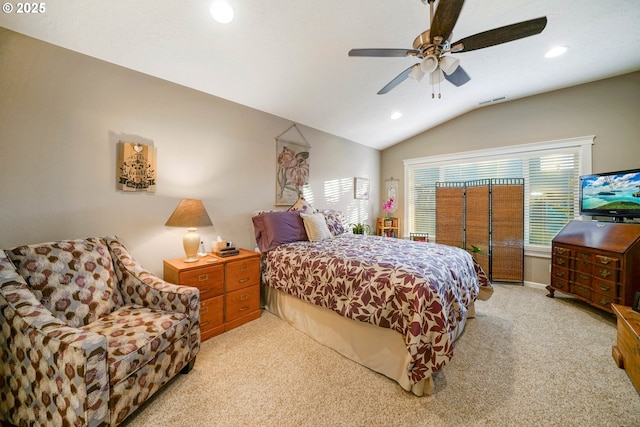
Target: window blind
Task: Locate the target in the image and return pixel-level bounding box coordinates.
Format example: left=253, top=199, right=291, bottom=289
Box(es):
left=404, top=137, right=593, bottom=249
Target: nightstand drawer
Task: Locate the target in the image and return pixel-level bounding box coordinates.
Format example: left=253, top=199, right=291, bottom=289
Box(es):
left=180, top=265, right=224, bottom=297
left=225, top=285, right=260, bottom=322
left=226, top=258, right=260, bottom=292
left=200, top=295, right=224, bottom=339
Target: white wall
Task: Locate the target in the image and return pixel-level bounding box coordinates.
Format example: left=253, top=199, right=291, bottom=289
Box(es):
left=0, top=28, right=380, bottom=276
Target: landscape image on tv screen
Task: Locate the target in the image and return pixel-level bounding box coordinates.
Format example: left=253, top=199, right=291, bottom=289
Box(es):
left=581, top=171, right=640, bottom=212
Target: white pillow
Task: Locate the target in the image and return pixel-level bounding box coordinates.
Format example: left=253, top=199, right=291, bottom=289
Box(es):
left=300, top=212, right=332, bottom=242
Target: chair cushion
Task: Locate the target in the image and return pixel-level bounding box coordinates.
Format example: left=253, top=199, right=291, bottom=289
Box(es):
left=6, top=237, right=124, bottom=328
left=82, top=304, right=190, bottom=385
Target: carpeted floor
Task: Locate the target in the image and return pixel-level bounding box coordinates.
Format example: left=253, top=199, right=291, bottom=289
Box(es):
left=122, top=285, right=640, bottom=426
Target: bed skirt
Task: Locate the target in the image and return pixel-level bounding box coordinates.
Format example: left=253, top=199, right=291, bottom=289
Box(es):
left=263, top=285, right=473, bottom=396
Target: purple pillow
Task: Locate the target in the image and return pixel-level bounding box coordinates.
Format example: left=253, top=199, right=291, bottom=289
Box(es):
left=252, top=211, right=308, bottom=252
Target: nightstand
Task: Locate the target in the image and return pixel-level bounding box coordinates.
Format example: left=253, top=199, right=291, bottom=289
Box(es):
left=163, top=249, right=261, bottom=342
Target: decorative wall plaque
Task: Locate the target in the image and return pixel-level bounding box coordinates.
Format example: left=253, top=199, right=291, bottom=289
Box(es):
left=117, top=141, right=157, bottom=192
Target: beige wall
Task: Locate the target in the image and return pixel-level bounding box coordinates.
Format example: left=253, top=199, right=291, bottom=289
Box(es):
left=0, top=28, right=380, bottom=276
left=381, top=71, right=640, bottom=285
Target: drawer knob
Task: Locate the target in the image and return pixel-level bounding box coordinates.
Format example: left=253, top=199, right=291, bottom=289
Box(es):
left=240, top=262, right=249, bottom=272
left=201, top=320, right=211, bottom=328
left=557, top=258, right=565, bottom=266
left=579, top=274, right=589, bottom=281
left=238, top=306, right=249, bottom=312
left=556, top=248, right=566, bottom=255
left=598, top=257, right=612, bottom=265
left=555, top=270, right=565, bottom=278
left=238, top=278, right=250, bottom=284
left=198, top=273, right=209, bottom=282
left=201, top=287, right=211, bottom=295
left=599, top=283, right=611, bottom=292
left=240, top=293, right=249, bottom=301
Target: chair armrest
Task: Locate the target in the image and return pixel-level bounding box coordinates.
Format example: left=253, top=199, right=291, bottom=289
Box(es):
left=0, top=252, right=109, bottom=426
left=105, top=237, right=200, bottom=315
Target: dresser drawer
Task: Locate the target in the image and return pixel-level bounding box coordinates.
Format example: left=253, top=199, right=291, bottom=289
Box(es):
left=180, top=264, right=224, bottom=297
left=591, top=278, right=618, bottom=298
left=226, top=258, right=260, bottom=292
left=590, top=291, right=617, bottom=312
left=225, top=285, right=260, bottom=322
left=594, top=265, right=618, bottom=282
left=570, top=283, right=591, bottom=301
left=595, top=254, right=620, bottom=268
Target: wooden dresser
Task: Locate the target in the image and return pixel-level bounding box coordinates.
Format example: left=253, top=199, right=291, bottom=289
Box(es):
left=163, top=249, right=261, bottom=341
left=547, top=220, right=640, bottom=313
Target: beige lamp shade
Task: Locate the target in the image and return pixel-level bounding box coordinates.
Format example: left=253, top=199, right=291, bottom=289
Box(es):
left=165, top=199, right=213, bottom=262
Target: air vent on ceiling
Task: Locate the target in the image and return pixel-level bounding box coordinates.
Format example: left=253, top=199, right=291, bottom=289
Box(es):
left=479, top=96, right=507, bottom=106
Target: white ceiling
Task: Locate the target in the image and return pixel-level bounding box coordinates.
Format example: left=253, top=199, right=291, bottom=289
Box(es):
left=1, top=0, right=639, bottom=150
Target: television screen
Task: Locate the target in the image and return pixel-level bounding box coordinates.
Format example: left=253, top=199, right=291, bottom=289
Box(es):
left=580, top=169, right=640, bottom=220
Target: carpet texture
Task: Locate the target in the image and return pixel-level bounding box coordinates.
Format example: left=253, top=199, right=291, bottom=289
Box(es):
left=122, top=285, right=640, bottom=426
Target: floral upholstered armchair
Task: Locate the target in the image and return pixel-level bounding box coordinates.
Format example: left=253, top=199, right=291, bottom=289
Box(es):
left=0, top=237, right=200, bottom=426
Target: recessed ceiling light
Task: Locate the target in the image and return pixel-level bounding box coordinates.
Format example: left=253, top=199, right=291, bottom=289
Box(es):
left=390, top=112, right=402, bottom=120
left=210, top=1, right=234, bottom=24
left=545, top=46, right=567, bottom=58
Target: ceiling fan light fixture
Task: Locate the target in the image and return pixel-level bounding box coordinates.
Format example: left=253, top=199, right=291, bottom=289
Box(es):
left=429, top=69, right=444, bottom=84
left=439, top=56, right=460, bottom=75
left=419, top=55, right=438, bottom=74
left=409, top=65, right=425, bottom=82
left=210, top=1, right=234, bottom=24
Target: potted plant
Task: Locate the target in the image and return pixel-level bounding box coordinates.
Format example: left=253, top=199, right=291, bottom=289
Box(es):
left=351, top=223, right=371, bottom=235
left=382, top=198, right=395, bottom=226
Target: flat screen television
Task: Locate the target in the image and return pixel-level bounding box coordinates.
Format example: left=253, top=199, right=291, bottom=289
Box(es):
left=579, top=168, right=640, bottom=222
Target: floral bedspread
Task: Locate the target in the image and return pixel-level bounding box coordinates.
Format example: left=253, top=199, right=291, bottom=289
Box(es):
left=262, top=234, right=492, bottom=383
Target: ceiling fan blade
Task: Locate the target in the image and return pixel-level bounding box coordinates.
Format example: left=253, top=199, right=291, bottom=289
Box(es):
left=430, top=0, right=465, bottom=42
left=349, top=48, right=419, bottom=57
left=443, top=66, right=470, bottom=87
left=377, top=65, right=418, bottom=94
left=450, top=17, right=547, bottom=53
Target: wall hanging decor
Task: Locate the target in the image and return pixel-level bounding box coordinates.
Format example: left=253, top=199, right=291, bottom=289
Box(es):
left=117, top=141, right=157, bottom=192
left=275, top=124, right=310, bottom=206
left=354, top=177, right=370, bottom=200
left=385, top=177, right=399, bottom=201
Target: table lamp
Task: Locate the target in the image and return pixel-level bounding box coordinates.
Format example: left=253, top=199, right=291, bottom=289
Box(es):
left=165, top=199, right=213, bottom=262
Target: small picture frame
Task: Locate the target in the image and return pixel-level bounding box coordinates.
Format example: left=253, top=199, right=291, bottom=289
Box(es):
left=633, top=292, right=640, bottom=313
left=354, top=177, right=370, bottom=200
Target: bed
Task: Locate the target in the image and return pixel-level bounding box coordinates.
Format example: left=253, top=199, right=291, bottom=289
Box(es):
left=252, top=206, right=492, bottom=396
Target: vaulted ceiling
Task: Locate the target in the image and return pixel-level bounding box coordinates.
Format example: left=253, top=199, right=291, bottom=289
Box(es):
left=1, top=0, right=639, bottom=149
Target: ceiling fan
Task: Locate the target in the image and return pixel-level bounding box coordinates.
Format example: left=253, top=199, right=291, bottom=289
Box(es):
left=348, top=0, right=547, bottom=96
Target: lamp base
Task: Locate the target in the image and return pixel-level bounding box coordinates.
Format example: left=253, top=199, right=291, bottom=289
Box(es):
left=183, top=227, right=200, bottom=263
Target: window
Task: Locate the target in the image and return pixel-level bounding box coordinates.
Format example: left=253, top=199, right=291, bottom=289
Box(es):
left=404, top=136, right=594, bottom=255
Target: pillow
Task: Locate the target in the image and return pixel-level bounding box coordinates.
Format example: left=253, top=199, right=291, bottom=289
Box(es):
left=300, top=212, right=333, bottom=242
left=252, top=210, right=308, bottom=252
left=287, top=195, right=317, bottom=213
left=321, top=210, right=349, bottom=236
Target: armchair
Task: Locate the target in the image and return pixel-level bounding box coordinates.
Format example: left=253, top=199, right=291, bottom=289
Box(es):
left=0, top=236, right=200, bottom=426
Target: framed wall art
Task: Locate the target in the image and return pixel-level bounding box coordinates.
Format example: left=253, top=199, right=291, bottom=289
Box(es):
left=354, top=177, right=370, bottom=200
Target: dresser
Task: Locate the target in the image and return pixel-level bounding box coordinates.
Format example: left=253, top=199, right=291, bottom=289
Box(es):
left=163, top=249, right=261, bottom=341
left=547, top=220, right=640, bottom=313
